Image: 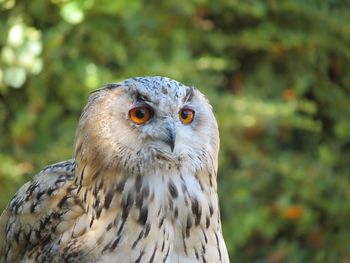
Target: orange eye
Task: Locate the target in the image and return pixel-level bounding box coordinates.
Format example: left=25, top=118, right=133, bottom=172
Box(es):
left=179, top=108, right=195, bottom=125
left=129, top=106, right=153, bottom=124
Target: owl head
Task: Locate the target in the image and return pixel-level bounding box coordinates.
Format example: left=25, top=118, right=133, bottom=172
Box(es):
left=74, top=76, right=219, bottom=174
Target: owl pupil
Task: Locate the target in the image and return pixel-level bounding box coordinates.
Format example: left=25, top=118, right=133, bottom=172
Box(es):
left=136, top=109, right=145, bottom=119
left=181, top=111, right=188, bottom=119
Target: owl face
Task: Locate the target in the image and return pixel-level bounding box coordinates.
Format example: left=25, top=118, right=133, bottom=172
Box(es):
left=76, top=77, right=219, bottom=173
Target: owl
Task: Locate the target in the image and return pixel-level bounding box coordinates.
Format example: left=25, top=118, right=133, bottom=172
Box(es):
left=0, top=76, right=229, bottom=263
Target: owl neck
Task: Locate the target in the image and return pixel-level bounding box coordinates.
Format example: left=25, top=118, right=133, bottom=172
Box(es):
left=73, top=157, right=220, bottom=227
left=71, top=158, right=225, bottom=261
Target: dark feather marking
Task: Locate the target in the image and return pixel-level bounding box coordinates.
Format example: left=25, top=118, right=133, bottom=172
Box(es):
left=215, top=232, right=222, bottom=261
left=83, top=189, right=88, bottom=203
left=102, top=244, right=109, bottom=253
left=106, top=222, right=113, bottom=231
left=149, top=244, right=157, bottom=263
left=168, top=196, right=174, bottom=211
left=14, top=201, right=23, bottom=214
left=183, top=87, right=194, bottom=103
left=5, top=246, right=11, bottom=260
left=159, top=216, right=165, bottom=228
left=92, top=184, right=99, bottom=198
left=162, top=246, right=170, bottom=263
left=55, top=175, right=67, bottom=184
left=132, top=229, right=144, bottom=249
left=168, top=180, right=178, bottom=198
left=135, top=195, right=144, bottom=209
left=97, top=180, right=104, bottom=191
left=93, top=197, right=100, bottom=209
left=202, top=228, right=208, bottom=243
left=161, top=237, right=165, bottom=252
left=144, top=223, right=151, bottom=237
left=104, top=83, right=121, bottom=90
left=109, top=235, right=122, bottom=251
left=209, top=203, right=214, bottom=217
left=186, top=214, right=193, bottom=237
left=161, top=86, right=168, bottom=95
left=174, top=207, right=178, bottom=218
left=117, top=218, right=127, bottom=236
left=79, top=166, right=86, bottom=185
left=195, top=249, right=199, bottom=260
left=209, top=172, right=213, bottom=187
left=191, top=197, right=202, bottom=226
left=206, top=216, right=210, bottom=229
left=96, top=206, right=102, bottom=219
left=117, top=192, right=134, bottom=235
left=182, top=231, right=188, bottom=256
left=97, top=234, right=104, bottom=245
left=134, top=250, right=145, bottom=263
left=46, top=186, right=57, bottom=196
left=115, top=177, right=127, bottom=193
left=197, top=177, right=205, bottom=191
left=76, top=184, right=83, bottom=194
left=142, top=184, right=150, bottom=198
left=138, top=206, right=148, bottom=225
left=89, top=216, right=95, bottom=228
left=134, top=91, right=151, bottom=104
left=121, top=191, right=134, bottom=220
left=135, top=175, right=142, bottom=192
left=67, top=185, right=78, bottom=192
left=26, top=182, right=39, bottom=196
left=104, top=188, right=114, bottom=209
left=30, top=201, right=38, bottom=213
left=58, top=195, right=69, bottom=208
left=14, top=230, right=20, bottom=243
left=5, top=220, right=16, bottom=235
left=179, top=174, right=187, bottom=187
left=34, top=229, right=41, bottom=239
left=202, top=243, right=206, bottom=254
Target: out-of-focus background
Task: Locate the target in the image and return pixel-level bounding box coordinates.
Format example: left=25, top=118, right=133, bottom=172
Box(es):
left=1, top=0, right=350, bottom=262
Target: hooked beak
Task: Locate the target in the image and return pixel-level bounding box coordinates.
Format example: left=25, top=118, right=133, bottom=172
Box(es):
left=163, top=121, right=176, bottom=152
left=168, top=129, right=176, bottom=152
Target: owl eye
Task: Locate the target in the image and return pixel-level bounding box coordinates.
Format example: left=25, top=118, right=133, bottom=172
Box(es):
left=179, top=108, right=195, bottom=125
left=129, top=105, right=153, bottom=124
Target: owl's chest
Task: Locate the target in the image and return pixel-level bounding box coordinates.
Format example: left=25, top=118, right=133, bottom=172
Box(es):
left=83, top=171, right=219, bottom=262
left=134, top=171, right=210, bottom=226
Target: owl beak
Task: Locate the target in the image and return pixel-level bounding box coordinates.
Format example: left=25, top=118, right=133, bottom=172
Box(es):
left=163, top=123, right=176, bottom=152
left=168, top=129, right=176, bottom=152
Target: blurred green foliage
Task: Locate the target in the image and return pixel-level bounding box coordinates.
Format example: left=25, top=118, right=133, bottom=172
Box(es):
left=1, top=0, right=350, bottom=262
